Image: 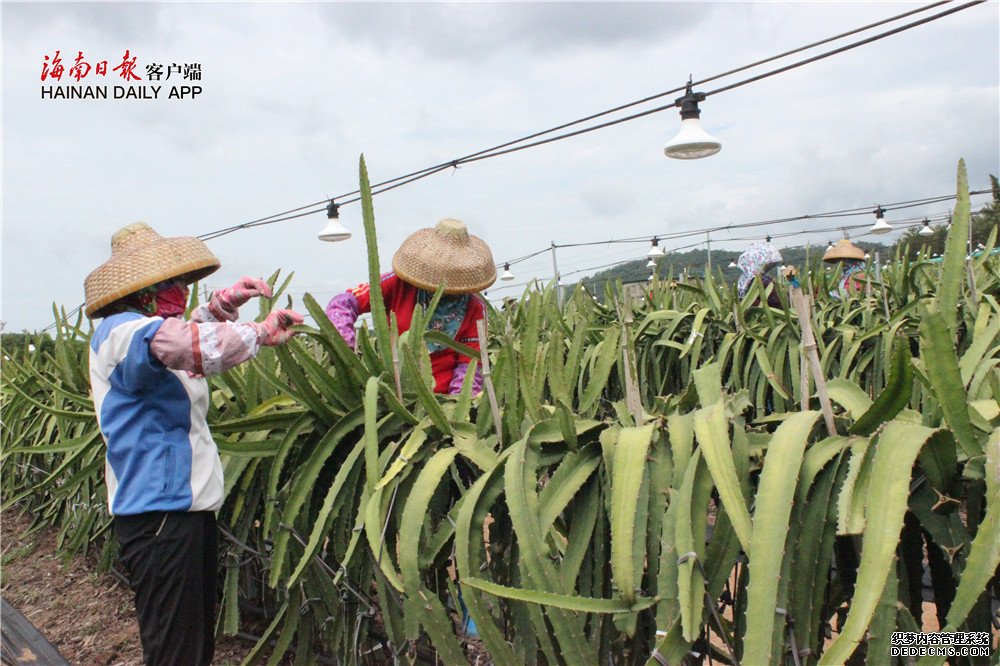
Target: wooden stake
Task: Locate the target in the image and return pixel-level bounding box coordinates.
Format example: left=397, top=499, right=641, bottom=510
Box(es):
left=791, top=287, right=838, bottom=436
left=621, top=311, right=642, bottom=425
left=800, top=300, right=810, bottom=412
left=476, top=319, right=503, bottom=447
left=389, top=326, right=403, bottom=402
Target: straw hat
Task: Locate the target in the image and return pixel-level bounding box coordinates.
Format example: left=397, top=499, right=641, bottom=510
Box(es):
left=392, top=219, right=496, bottom=294
left=823, top=239, right=866, bottom=263
left=84, top=223, right=220, bottom=318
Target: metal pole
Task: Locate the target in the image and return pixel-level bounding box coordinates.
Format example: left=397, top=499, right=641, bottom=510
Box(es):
left=550, top=241, right=562, bottom=307
left=706, top=231, right=712, bottom=275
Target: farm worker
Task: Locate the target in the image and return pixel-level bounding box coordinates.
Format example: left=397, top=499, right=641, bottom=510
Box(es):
left=736, top=240, right=783, bottom=307
left=326, top=218, right=495, bottom=394
left=84, top=222, right=303, bottom=666
left=823, top=238, right=868, bottom=299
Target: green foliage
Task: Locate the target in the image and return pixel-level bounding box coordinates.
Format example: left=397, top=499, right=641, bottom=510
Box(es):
left=3, top=159, right=998, bottom=664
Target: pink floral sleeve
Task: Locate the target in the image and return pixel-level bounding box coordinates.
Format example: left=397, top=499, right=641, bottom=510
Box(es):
left=325, top=292, right=360, bottom=348
left=448, top=361, right=484, bottom=395
left=150, top=317, right=261, bottom=376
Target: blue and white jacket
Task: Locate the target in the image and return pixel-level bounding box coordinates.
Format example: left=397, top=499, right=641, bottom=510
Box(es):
left=90, top=311, right=224, bottom=516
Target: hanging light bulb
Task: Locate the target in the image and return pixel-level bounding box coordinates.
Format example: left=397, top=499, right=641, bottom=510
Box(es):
left=864, top=253, right=871, bottom=260
left=318, top=201, right=352, bottom=242
left=870, top=206, right=892, bottom=235
left=500, top=263, right=515, bottom=281
left=727, top=260, right=738, bottom=268
left=645, top=258, right=657, bottom=269
left=918, top=218, right=934, bottom=237
left=663, top=81, right=721, bottom=159
left=647, top=237, right=665, bottom=258
left=827, top=240, right=834, bottom=248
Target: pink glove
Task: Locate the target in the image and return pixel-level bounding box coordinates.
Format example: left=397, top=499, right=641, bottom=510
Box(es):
left=256, top=309, right=304, bottom=346
left=209, top=277, right=273, bottom=321
left=224, top=277, right=273, bottom=306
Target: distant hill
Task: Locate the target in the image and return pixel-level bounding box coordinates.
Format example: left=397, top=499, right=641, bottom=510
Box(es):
left=576, top=184, right=1000, bottom=291
left=577, top=240, right=891, bottom=291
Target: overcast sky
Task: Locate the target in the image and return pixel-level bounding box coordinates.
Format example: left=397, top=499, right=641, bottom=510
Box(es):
left=2, top=1, right=998, bottom=332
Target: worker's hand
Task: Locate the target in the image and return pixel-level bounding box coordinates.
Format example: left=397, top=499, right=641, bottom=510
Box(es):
left=258, top=309, right=304, bottom=346
left=216, top=277, right=273, bottom=310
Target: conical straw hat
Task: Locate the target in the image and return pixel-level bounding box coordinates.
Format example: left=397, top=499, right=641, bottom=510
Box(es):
left=392, top=219, right=496, bottom=294
left=84, top=223, right=220, bottom=318
left=823, top=239, right=866, bottom=263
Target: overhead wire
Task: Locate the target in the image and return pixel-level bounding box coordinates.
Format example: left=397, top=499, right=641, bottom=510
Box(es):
left=39, top=192, right=986, bottom=332
left=703, top=0, right=983, bottom=100
left=196, top=1, right=980, bottom=241
left=496, top=189, right=988, bottom=265
left=485, top=210, right=964, bottom=295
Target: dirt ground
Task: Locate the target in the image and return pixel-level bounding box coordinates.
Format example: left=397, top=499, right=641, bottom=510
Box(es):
left=0, top=509, right=486, bottom=665
left=0, top=509, right=253, bottom=666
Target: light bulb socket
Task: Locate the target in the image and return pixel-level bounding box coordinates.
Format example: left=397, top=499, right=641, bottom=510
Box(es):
left=675, top=90, right=707, bottom=120
left=327, top=201, right=340, bottom=219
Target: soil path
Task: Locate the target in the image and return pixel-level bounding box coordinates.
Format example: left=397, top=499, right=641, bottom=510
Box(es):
left=1, top=510, right=252, bottom=665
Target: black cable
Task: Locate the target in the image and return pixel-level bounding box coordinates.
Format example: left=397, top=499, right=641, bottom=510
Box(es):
left=35, top=192, right=983, bottom=332
left=196, top=1, right=979, bottom=241
left=705, top=1, right=985, bottom=100
left=206, top=1, right=954, bottom=239
left=365, top=0, right=952, bottom=196
left=488, top=212, right=956, bottom=293
left=447, top=2, right=985, bottom=169
left=534, top=189, right=988, bottom=254
left=199, top=206, right=326, bottom=241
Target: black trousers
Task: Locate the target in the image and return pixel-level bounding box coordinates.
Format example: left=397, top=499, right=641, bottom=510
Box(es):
left=114, top=511, right=217, bottom=666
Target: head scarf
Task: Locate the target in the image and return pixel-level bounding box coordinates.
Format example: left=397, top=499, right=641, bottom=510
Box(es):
left=417, top=290, right=469, bottom=353
left=153, top=283, right=189, bottom=318
left=736, top=241, right=783, bottom=296
left=114, top=281, right=189, bottom=318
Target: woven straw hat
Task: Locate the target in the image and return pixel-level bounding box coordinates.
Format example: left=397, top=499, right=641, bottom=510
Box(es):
left=84, top=223, right=220, bottom=318
left=823, top=239, right=866, bottom=263
left=392, top=219, right=496, bottom=294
